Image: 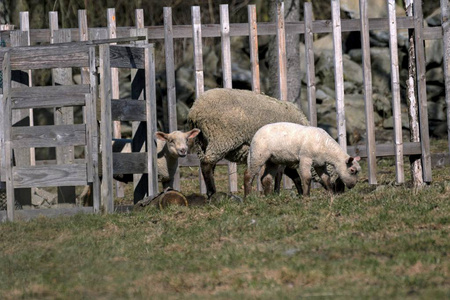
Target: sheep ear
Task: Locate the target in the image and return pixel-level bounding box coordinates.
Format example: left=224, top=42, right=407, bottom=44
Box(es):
left=354, top=156, right=361, bottom=162
left=346, top=157, right=354, bottom=164
left=187, top=128, right=200, bottom=139
left=155, top=132, right=168, bottom=141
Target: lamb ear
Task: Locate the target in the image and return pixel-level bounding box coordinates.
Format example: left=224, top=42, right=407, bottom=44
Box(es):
left=155, top=132, right=168, bottom=141
left=187, top=128, right=201, bottom=139
left=354, top=156, right=361, bottom=162
left=346, top=157, right=354, bottom=164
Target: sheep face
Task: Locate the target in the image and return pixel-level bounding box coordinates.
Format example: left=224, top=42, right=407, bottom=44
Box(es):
left=156, top=129, right=200, bottom=158
left=339, top=156, right=361, bottom=189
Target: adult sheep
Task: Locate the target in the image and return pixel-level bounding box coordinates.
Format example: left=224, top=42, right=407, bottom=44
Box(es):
left=188, top=88, right=340, bottom=198
left=244, top=122, right=361, bottom=198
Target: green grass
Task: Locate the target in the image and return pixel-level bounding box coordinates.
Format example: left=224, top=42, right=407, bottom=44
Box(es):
left=1, top=156, right=450, bottom=299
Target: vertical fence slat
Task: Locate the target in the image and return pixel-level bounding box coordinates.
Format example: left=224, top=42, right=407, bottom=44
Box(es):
left=145, top=44, right=159, bottom=197
left=275, top=2, right=293, bottom=190
left=50, top=12, right=76, bottom=204
left=304, top=2, right=317, bottom=127
left=220, top=4, right=238, bottom=193
left=2, top=52, right=14, bottom=221
left=100, top=44, right=114, bottom=213
left=107, top=8, right=125, bottom=197
left=89, top=46, right=100, bottom=212
left=359, top=0, right=377, bottom=184
left=19, top=11, right=35, bottom=172
left=413, top=0, right=432, bottom=182
left=387, top=0, right=405, bottom=183
left=248, top=5, right=260, bottom=93
left=131, top=11, right=148, bottom=202
left=78, top=10, right=90, bottom=84
left=164, top=7, right=181, bottom=190
left=192, top=6, right=206, bottom=194
left=276, top=2, right=288, bottom=101
left=441, top=0, right=450, bottom=154
left=11, top=21, right=33, bottom=207
left=248, top=4, right=263, bottom=192
left=331, top=0, right=347, bottom=151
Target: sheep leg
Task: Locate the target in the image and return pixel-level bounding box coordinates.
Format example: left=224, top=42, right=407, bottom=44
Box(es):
left=299, top=159, right=313, bottom=196
left=333, top=177, right=345, bottom=194
left=314, top=166, right=333, bottom=191
left=284, top=166, right=304, bottom=196
left=261, top=162, right=279, bottom=196
left=243, top=168, right=255, bottom=198
left=200, top=162, right=217, bottom=198
left=274, top=166, right=283, bottom=194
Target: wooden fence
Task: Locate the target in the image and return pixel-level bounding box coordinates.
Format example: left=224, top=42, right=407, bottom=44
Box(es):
left=1, top=0, right=449, bottom=220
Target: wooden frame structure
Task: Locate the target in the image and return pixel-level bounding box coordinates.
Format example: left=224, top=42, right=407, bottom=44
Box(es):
left=0, top=43, right=100, bottom=221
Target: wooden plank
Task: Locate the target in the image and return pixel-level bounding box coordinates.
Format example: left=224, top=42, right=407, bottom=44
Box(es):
left=99, top=44, right=114, bottom=213
left=276, top=2, right=288, bottom=101
left=52, top=28, right=76, bottom=205
left=0, top=94, right=4, bottom=181
left=13, top=164, right=88, bottom=188
left=11, top=96, right=86, bottom=110
left=192, top=6, right=207, bottom=194
left=9, top=45, right=90, bottom=69
left=12, top=124, right=86, bottom=148
left=108, top=9, right=122, bottom=170
left=145, top=44, right=159, bottom=196
left=413, top=0, right=432, bottom=183
left=2, top=52, right=15, bottom=221
left=25, top=17, right=443, bottom=44
left=19, top=11, right=35, bottom=169
left=78, top=10, right=90, bottom=84
left=248, top=5, right=260, bottom=93
left=347, top=142, right=421, bottom=158
left=304, top=2, right=317, bottom=127
left=10, top=29, right=33, bottom=210
left=387, top=0, right=404, bottom=184
left=113, top=153, right=147, bottom=174
left=359, top=0, right=377, bottom=185
left=331, top=0, right=347, bottom=151
left=164, top=7, right=180, bottom=190
left=0, top=207, right=94, bottom=223
left=88, top=46, right=100, bottom=212
left=220, top=4, right=238, bottom=194
left=441, top=0, right=450, bottom=154
left=11, top=84, right=89, bottom=98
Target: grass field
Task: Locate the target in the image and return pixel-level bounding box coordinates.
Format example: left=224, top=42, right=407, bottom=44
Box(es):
left=1, top=150, right=449, bottom=299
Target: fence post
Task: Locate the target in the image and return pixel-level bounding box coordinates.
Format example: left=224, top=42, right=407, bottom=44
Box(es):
left=413, top=0, right=432, bottom=183
left=163, top=7, right=181, bottom=190
left=99, top=44, right=114, bottom=213
left=107, top=8, right=125, bottom=198
left=387, top=0, right=405, bottom=184
left=331, top=0, right=347, bottom=152
left=441, top=0, right=450, bottom=154
left=192, top=6, right=207, bottom=194
left=359, top=0, right=377, bottom=184
left=220, top=4, right=238, bottom=194
left=304, top=2, right=317, bottom=127
left=145, top=44, right=159, bottom=197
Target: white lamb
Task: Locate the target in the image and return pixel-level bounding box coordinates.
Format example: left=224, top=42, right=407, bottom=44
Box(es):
left=244, top=122, right=361, bottom=197
left=155, top=129, right=200, bottom=189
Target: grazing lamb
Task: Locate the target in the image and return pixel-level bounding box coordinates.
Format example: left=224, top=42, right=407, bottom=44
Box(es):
left=188, top=88, right=312, bottom=197
left=155, top=128, right=200, bottom=189
left=244, top=122, right=361, bottom=198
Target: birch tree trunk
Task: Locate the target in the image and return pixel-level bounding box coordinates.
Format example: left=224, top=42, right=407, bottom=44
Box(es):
left=404, top=0, right=424, bottom=189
